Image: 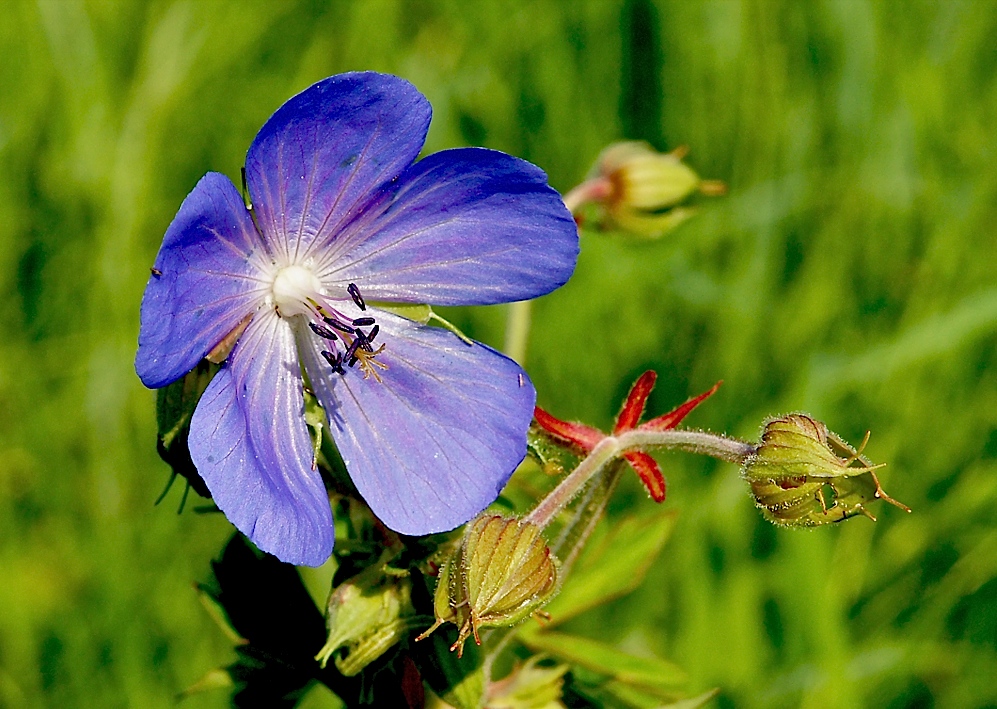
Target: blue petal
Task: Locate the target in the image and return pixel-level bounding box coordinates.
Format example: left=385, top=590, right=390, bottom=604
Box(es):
left=189, top=313, right=334, bottom=566
left=136, top=172, right=269, bottom=388
left=298, top=310, right=535, bottom=536
left=317, top=148, right=579, bottom=306
left=245, top=72, right=431, bottom=265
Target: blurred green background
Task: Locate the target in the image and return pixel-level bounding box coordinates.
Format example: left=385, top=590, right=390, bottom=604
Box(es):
left=2, top=0, right=996, bottom=706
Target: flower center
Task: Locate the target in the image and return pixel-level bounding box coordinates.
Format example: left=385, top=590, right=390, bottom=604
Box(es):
left=272, top=265, right=324, bottom=318
left=270, top=266, right=388, bottom=383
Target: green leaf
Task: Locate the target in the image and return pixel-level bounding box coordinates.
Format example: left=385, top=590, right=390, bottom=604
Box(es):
left=520, top=631, right=687, bottom=693
left=203, top=535, right=411, bottom=707
left=370, top=301, right=474, bottom=343
left=413, top=626, right=485, bottom=709
left=654, top=688, right=721, bottom=709
left=203, top=535, right=331, bottom=707
left=540, top=509, right=677, bottom=627
left=176, top=668, right=234, bottom=700
left=154, top=360, right=219, bottom=500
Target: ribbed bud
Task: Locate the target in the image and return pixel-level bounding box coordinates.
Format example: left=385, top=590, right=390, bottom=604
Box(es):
left=742, top=414, right=910, bottom=526
left=417, top=515, right=559, bottom=657
left=315, top=564, right=418, bottom=676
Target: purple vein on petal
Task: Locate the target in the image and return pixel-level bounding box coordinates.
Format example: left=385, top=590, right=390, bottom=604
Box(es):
left=290, top=120, right=324, bottom=265
left=297, top=119, right=386, bottom=267
left=298, top=309, right=530, bottom=535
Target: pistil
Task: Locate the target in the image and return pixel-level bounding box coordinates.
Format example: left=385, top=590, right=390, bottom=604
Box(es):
left=271, top=266, right=387, bottom=381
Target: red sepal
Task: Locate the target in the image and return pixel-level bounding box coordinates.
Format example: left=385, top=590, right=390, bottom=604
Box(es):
left=641, top=381, right=722, bottom=432
left=624, top=451, right=667, bottom=502
left=533, top=406, right=604, bottom=451
left=614, top=370, right=657, bottom=434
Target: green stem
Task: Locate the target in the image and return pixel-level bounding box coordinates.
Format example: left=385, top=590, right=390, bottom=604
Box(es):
left=503, top=300, right=532, bottom=364
left=502, top=181, right=600, bottom=363
left=552, top=459, right=627, bottom=578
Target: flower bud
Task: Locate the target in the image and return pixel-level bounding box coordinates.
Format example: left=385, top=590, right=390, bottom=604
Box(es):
left=417, top=515, right=559, bottom=657
left=486, top=655, right=569, bottom=709
left=742, top=414, right=910, bottom=526
left=589, top=141, right=726, bottom=238
left=315, top=563, right=418, bottom=676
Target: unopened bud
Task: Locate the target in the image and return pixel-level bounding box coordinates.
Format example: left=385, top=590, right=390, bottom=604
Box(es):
left=486, top=655, right=569, bottom=709
left=417, top=515, right=559, bottom=657
left=585, top=141, right=726, bottom=238
left=315, top=564, right=418, bottom=676
left=742, top=414, right=910, bottom=526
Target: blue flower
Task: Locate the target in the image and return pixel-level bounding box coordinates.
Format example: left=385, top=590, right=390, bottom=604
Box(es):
left=135, top=73, right=578, bottom=566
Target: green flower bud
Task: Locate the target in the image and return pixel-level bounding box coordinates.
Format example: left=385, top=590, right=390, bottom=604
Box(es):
left=742, top=414, right=910, bottom=527
left=315, top=563, right=419, bottom=676
left=599, top=142, right=702, bottom=210
left=592, top=142, right=726, bottom=238
left=417, top=515, right=559, bottom=657
left=486, top=655, right=569, bottom=709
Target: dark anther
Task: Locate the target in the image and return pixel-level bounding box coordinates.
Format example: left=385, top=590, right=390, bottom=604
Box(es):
left=321, top=350, right=346, bottom=375
left=353, top=328, right=375, bottom=353
left=366, top=324, right=379, bottom=344
left=324, top=317, right=355, bottom=334
left=344, top=337, right=363, bottom=366
left=308, top=322, right=339, bottom=341
left=352, top=316, right=375, bottom=327
left=348, top=283, right=367, bottom=311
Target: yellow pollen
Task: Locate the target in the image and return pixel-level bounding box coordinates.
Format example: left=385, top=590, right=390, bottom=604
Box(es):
left=355, top=344, right=388, bottom=383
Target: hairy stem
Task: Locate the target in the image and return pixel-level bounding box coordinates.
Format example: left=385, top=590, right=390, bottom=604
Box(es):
left=562, top=177, right=612, bottom=213
left=525, top=437, right=621, bottom=529
left=526, top=430, right=756, bottom=530
left=617, top=429, right=757, bottom=463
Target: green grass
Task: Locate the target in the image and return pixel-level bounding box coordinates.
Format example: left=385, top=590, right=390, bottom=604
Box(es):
left=2, top=1, right=996, bottom=706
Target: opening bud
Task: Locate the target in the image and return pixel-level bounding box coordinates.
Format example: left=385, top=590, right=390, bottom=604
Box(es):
left=417, top=515, right=559, bottom=657
left=569, top=141, right=726, bottom=238
left=486, top=655, right=569, bottom=709
left=742, top=414, right=910, bottom=527
left=315, top=563, right=419, bottom=676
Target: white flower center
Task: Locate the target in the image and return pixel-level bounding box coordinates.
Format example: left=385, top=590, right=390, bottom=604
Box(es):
left=269, top=268, right=389, bottom=383
left=272, top=265, right=323, bottom=319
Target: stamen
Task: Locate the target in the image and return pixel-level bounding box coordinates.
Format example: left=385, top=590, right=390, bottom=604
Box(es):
left=321, top=350, right=346, bottom=375
left=348, top=283, right=366, bottom=311
left=354, top=328, right=375, bottom=353
left=324, top=318, right=355, bottom=334
left=355, top=344, right=388, bottom=382
left=345, top=337, right=363, bottom=366
left=352, top=316, right=375, bottom=327
left=308, top=322, right=339, bottom=341
left=367, top=324, right=379, bottom=343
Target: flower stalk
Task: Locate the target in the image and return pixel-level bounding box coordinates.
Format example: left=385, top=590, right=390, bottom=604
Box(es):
left=525, top=427, right=755, bottom=529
